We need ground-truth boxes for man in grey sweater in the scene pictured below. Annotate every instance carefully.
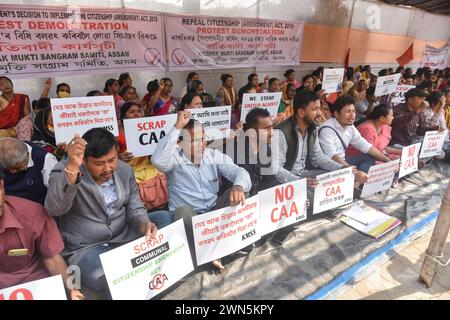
[45,128,156,296]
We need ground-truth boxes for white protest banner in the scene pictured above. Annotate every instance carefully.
[100,219,193,300]
[391,85,415,104]
[360,160,400,198]
[374,73,402,97]
[165,14,304,70]
[421,44,450,70]
[322,68,345,93]
[192,195,260,266]
[398,142,421,178]
[0,275,66,300]
[123,114,177,157]
[419,130,448,159]
[51,95,118,144]
[189,106,231,140]
[0,4,165,78]
[240,92,282,122]
[313,167,354,214]
[258,179,308,236]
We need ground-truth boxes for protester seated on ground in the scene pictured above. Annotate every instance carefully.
[86,90,103,97]
[278,83,295,119]
[312,69,322,87]
[417,91,446,136]
[188,80,215,108]
[271,91,346,244]
[118,72,133,91]
[354,85,378,122]
[238,73,259,104]
[318,95,392,173]
[152,110,251,272]
[415,68,425,85]
[150,78,178,116]
[274,91,343,189]
[178,72,199,103]
[390,88,428,146]
[281,69,301,89]
[404,75,415,85]
[141,79,160,116]
[31,107,68,160]
[360,65,372,85]
[0,76,31,138]
[180,91,203,110]
[103,78,122,118]
[40,79,71,99]
[0,137,58,205]
[216,74,237,107]
[417,80,433,94]
[117,85,139,109]
[346,104,402,162]
[44,128,157,297]
[0,171,84,299]
[268,77,281,93]
[116,102,170,228]
[314,85,332,122]
[348,79,367,108]
[396,66,405,76]
[232,83,257,130]
[296,74,314,93]
[343,68,355,94]
[16,97,51,141]
[223,108,277,197]
[256,76,270,93]
[378,69,388,77]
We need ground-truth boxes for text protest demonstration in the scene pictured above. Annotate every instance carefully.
[123,114,177,157]
[241,92,282,122]
[322,68,345,93]
[0,5,165,77]
[258,179,308,236]
[165,14,304,69]
[399,142,421,178]
[192,195,260,266]
[51,95,118,144]
[360,160,400,198]
[419,130,448,159]
[100,219,193,300]
[189,106,232,140]
[391,85,415,104]
[421,43,450,70]
[0,275,67,300]
[313,167,354,214]
[374,73,402,97]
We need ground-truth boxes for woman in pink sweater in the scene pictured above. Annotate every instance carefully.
[347,104,402,160]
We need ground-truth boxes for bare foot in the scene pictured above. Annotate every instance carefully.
[212,259,225,273]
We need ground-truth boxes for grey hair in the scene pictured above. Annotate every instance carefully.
[0,137,29,169]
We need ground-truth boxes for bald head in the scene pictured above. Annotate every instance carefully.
[0,137,29,171]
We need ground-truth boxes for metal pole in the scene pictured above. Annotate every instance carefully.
[419,180,450,287]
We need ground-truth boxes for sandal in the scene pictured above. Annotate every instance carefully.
[211,259,225,273]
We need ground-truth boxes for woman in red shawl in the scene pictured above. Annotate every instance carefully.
[0,76,31,137]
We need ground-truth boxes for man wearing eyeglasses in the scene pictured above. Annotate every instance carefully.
[152,110,252,270]
[0,137,58,205]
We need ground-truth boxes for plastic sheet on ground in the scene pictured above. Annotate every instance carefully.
[161,160,450,300]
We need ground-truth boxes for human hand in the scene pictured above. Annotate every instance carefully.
[66,134,87,171]
[175,110,191,129]
[119,151,134,162]
[229,185,246,206]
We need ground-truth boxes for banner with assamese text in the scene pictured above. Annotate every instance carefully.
[165,14,304,70]
[0,4,165,77]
